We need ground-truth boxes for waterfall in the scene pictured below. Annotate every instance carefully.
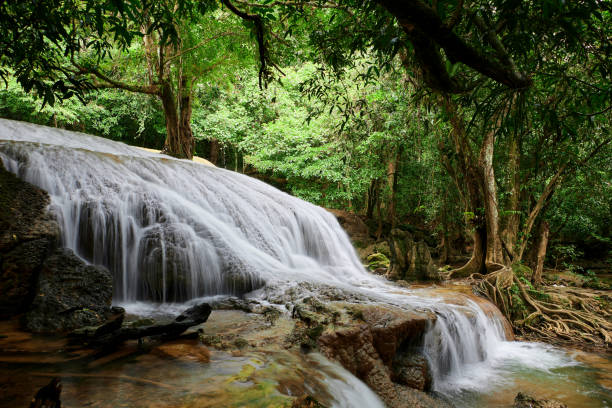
[0,118,573,397]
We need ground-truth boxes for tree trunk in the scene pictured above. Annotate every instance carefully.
[502,131,521,262]
[160,82,194,160]
[479,124,504,270]
[449,224,486,278]
[366,179,379,219]
[532,221,549,286]
[387,149,400,227]
[178,77,195,159]
[209,139,220,165]
[441,97,489,277]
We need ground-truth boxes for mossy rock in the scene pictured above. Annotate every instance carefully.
[512,263,533,279]
[367,252,390,270]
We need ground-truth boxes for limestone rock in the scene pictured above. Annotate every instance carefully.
[24,248,113,333]
[317,304,446,407]
[392,352,432,391]
[326,208,370,245]
[0,162,60,318]
[388,229,440,282]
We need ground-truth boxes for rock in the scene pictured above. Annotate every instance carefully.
[317,304,443,407]
[388,229,440,282]
[0,162,60,318]
[69,308,125,338]
[513,392,567,408]
[357,241,392,264]
[326,208,370,246]
[29,377,62,408]
[413,241,441,281]
[176,302,212,323]
[392,352,432,391]
[292,395,326,408]
[373,267,387,275]
[24,248,113,333]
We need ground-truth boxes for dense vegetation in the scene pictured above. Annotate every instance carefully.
[1,0,610,345]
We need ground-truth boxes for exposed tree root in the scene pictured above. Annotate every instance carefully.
[470,267,611,348]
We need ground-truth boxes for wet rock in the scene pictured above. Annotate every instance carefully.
[70,308,125,338]
[0,162,60,318]
[29,377,62,408]
[392,352,431,391]
[24,248,113,333]
[317,304,443,407]
[514,392,567,408]
[373,267,387,275]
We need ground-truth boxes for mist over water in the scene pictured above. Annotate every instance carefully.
[0,118,585,399]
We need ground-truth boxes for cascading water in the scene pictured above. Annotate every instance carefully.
[0,118,578,400]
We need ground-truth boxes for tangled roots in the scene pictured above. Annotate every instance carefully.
[470,267,611,348]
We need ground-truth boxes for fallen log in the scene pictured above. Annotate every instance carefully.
[70,303,211,349]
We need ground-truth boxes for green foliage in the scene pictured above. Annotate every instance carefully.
[0,0,610,269]
[0,77,165,147]
[509,283,527,320]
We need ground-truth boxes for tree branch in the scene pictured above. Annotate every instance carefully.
[374,0,532,92]
[73,60,160,95]
[221,0,271,88]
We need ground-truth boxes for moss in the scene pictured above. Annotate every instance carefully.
[366,252,390,270]
[200,334,222,347]
[346,307,365,321]
[263,307,282,325]
[512,263,532,279]
[509,283,528,320]
[234,337,249,349]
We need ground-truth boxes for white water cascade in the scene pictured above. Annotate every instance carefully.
[0,119,576,400]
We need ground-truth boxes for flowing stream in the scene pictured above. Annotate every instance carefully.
[1,118,610,406]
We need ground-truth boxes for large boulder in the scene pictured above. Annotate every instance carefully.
[317,304,445,407]
[326,208,371,247]
[24,248,113,333]
[388,229,440,282]
[0,161,60,318]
